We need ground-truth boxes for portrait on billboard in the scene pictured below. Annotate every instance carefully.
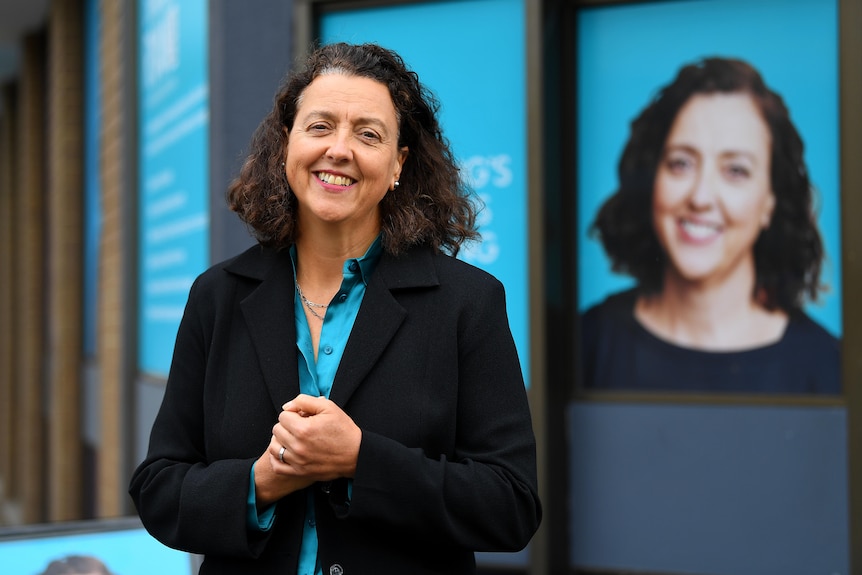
[576,0,841,395]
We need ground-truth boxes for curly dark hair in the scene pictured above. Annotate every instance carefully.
[591,57,825,311]
[227,42,479,256]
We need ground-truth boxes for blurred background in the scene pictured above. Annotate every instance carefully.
[0,1,860,574]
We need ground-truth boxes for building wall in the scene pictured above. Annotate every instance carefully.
[13,30,47,525]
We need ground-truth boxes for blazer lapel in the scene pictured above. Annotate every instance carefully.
[232,248,300,412]
[330,247,439,406]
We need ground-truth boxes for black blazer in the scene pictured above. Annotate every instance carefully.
[129,244,541,575]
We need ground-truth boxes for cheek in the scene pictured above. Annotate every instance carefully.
[284,145,308,179]
[652,175,683,216]
[650,187,674,248]
[652,170,690,210]
[725,188,773,229]
[283,158,297,185]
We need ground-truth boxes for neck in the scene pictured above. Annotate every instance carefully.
[659,263,756,322]
[635,260,786,350]
[294,225,378,285]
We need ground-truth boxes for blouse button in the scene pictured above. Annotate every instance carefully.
[329,565,344,575]
[348,261,359,272]
[338,293,348,302]
[323,345,333,355]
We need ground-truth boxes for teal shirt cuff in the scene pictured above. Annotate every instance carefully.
[247,466,276,531]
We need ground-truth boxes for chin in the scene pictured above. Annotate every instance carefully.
[666,262,723,285]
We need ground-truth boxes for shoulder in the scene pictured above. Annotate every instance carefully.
[378,245,504,293]
[582,288,638,329]
[774,311,841,394]
[579,289,639,390]
[185,244,288,311]
[784,311,840,355]
[192,244,283,289]
[434,250,503,286]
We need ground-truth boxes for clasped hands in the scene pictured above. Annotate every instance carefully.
[254,394,362,506]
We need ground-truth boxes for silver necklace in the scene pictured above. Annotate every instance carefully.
[295,282,328,320]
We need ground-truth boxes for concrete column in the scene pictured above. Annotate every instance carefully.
[15,31,47,525]
[46,0,85,522]
[0,84,18,523]
[96,0,135,518]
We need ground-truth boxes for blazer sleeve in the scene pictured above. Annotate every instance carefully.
[127,272,283,559]
[343,270,542,552]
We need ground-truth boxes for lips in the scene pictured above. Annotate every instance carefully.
[316,171,356,187]
[679,217,722,242]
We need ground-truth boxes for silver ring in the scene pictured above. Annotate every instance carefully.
[278,446,286,463]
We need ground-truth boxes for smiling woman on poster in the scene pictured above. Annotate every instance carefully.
[582,57,840,394]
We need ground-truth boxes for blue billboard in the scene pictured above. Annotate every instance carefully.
[569,0,848,572]
[576,0,841,339]
[0,519,192,575]
[138,0,210,376]
[320,0,530,386]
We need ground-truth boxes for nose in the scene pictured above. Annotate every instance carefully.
[325,128,353,161]
[688,164,717,208]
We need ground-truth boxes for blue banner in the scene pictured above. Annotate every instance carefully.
[320,0,529,386]
[0,520,191,575]
[138,0,210,376]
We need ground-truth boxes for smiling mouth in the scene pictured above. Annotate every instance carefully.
[680,218,721,240]
[317,172,356,187]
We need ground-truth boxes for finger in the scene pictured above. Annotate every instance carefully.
[273,415,315,460]
[276,408,312,436]
[283,394,328,416]
[268,435,287,465]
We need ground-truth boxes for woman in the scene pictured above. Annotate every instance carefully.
[582,57,840,394]
[129,43,541,574]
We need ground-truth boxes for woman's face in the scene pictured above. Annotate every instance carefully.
[285,73,407,236]
[652,92,775,288]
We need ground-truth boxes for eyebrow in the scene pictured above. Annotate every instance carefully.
[664,143,759,163]
[299,109,392,134]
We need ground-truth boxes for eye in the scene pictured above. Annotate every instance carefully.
[307,122,330,133]
[723,162,752,181]
[358,129,382,142]
[663,152,695,175]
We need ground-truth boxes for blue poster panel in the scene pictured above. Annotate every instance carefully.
[319,0,530,388]
[138,0,210,376]
[569,1,848,573]
[577,0,841,395]
[0,520,192,575]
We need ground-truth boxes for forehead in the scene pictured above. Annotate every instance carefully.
[295,73,398,122]
[667,92,771,151]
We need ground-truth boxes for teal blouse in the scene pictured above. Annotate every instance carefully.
[247,237,382,575]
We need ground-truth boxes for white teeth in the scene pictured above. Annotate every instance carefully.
[681,219,720,239]
[318,172,355,186]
